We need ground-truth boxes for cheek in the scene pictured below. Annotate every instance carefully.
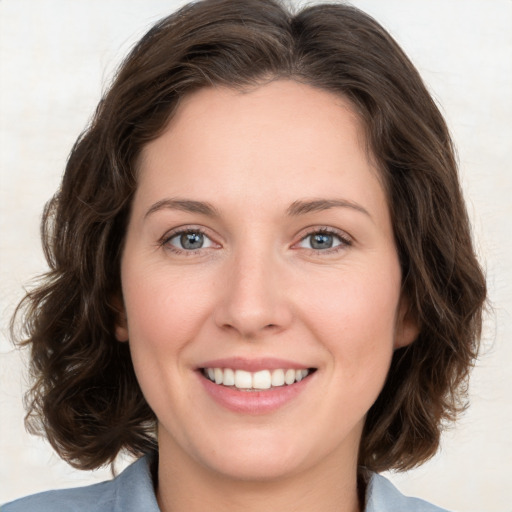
[298,261,401,372]
[122,261,212,346]
[120,264,211,402]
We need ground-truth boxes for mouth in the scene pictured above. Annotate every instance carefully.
[200,367,317,391]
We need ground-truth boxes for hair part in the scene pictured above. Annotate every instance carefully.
[12,0,486,472]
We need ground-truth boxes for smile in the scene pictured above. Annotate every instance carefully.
[202,367,315,390]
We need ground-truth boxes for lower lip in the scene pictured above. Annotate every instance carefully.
[198,372,314,414]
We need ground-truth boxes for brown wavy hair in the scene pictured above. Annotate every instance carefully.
[12,0,486,472]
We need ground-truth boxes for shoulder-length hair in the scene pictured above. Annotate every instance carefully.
[13,0,486,472]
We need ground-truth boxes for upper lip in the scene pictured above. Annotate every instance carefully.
[197,357,314,372]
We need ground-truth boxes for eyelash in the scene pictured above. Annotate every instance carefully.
[160,226,214,256]
[297,227,353,254]
[159,226,352,256]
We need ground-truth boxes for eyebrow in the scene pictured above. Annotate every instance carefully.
[144,197,372,220]
[145,198,219,219]
[286,199,372,219]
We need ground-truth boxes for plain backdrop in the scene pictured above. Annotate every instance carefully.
[1,1,511,510]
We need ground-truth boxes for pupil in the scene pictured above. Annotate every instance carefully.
[181,232,203,250]
[311,233,333,249]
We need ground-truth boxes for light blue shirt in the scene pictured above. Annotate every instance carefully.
[2,453,448,511]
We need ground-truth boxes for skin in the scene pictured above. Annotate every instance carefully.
[116,80,418,512]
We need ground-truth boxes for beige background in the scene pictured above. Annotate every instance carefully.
[1,0,511,510]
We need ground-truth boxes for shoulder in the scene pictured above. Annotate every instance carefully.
[365,473,450,512]
[1,453,160,512]
[1,480,116,512]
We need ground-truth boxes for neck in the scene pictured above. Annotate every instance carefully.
[156,443,362,512]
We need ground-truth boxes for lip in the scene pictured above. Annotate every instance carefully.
[197,357,311,372]
[196,358,316,415]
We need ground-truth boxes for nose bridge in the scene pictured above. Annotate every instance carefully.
[215,236,291,338]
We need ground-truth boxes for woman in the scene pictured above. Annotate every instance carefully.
[3,0,486,510]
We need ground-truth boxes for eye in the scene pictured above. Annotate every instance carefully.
[165,230,215,252]
[297,230,350,251]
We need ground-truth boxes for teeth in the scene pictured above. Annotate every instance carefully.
[203,367,312,389]
[234,370,252,389]
[271,369,285,387]
[223,368,235,386]
[252,370,271,389]
[284,369,296,385]
[296,369,308,382]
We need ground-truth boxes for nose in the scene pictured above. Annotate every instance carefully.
[214,246,293,340]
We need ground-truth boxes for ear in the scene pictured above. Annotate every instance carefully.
[394,296,420,349]
[112,296,129,342]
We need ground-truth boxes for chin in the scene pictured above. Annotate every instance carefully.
[188,426,345,483]
[205,450,307,482]
[169,424,313,482]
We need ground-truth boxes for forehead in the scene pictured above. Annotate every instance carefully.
[140,80,371,165]
[135,80,387,220]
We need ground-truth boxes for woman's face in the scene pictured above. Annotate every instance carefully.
[118,80,417,482]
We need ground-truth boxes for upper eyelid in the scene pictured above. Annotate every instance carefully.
[161,225,214,242]
[160,227,219,255]
[296,226,352,242]
[159,225,352,248]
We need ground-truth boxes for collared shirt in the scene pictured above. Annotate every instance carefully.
[1,453,449,511]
